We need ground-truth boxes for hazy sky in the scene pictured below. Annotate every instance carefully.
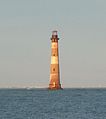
[0,0,106,88]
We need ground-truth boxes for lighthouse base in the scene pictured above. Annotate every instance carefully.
[48,84,62,90]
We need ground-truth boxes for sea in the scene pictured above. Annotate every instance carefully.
[0,88,106,119]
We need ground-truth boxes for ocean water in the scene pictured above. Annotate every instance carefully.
[0,89,106,119]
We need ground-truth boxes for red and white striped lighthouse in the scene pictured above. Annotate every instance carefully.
[49,31,62,90]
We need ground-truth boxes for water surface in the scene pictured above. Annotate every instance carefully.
[0,88,106,119]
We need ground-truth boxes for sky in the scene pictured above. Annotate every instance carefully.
[0,0,106,88]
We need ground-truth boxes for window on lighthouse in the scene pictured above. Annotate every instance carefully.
[53,68,55,71]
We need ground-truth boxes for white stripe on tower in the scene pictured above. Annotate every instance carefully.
[51,56,58,64]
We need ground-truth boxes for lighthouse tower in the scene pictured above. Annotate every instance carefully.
[49,31,62,90]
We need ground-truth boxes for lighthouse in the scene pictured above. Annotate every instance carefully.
[49,31,62,90]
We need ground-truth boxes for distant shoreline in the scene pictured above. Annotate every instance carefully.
[0,87,106,90]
